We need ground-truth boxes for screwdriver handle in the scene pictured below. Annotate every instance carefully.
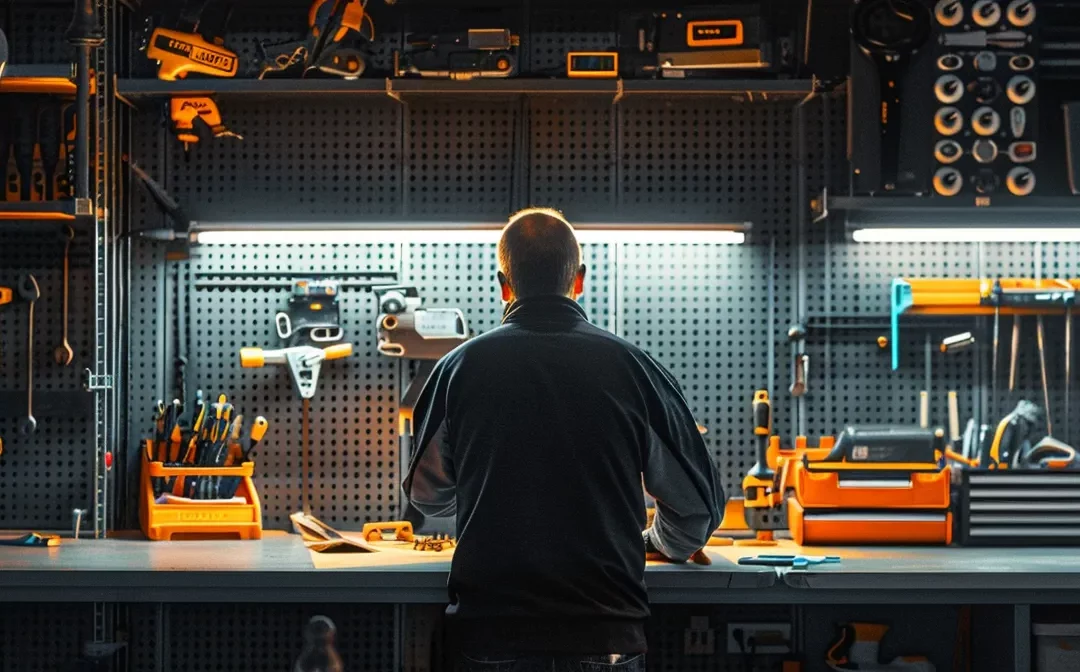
[251,416,269,442]
[751,390,773,479]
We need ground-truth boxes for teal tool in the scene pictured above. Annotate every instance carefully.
[738,554,842,569]
[890,278,914,371]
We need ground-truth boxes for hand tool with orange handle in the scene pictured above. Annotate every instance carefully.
[737,389,781,546]
[240,343,351,513]
[240,343,353,399]
[242,416,269,461]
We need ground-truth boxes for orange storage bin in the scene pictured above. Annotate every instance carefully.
[139,440,263,541]
[788,499,952,545]
[794,461,952,510]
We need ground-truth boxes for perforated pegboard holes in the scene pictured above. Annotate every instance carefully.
[172,244,400,530]
[619,243,769,496]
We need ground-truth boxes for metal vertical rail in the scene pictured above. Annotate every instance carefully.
[792,87,818,437]
[93,0,112,540]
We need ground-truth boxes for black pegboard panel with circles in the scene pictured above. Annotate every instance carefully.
[526,8,617,74]
[527,97,616,220]
[129,603,396,672]
[619,243,771,498]
[404,242,613,336]
[181,243,400,530]
[617,99,796,222]
[5,2,75,65]
[0,228,94,529]
[0,602,93,672]
[151,98,404,221]
[405,100,520,219]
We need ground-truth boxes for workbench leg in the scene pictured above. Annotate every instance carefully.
[1015,604,1031,672]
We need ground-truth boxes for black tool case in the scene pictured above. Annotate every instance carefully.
[959,469,1080,546]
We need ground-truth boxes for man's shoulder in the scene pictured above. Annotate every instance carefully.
[455,320,647,357]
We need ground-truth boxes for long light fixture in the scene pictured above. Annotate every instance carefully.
[192,223,748,245]
[852,227,1080,243]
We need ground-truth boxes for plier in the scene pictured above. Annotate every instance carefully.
[738,554,842,568]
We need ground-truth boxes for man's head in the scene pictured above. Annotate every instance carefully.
[497,207,586,302]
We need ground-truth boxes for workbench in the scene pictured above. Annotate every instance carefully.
[4,535,1080,606]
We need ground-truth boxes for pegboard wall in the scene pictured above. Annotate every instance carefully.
[0,1,94,529]
[126,603,397,672]
[0,602,94,672]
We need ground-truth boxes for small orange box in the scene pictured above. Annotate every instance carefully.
[139,439,263,541]
[687,20,744,47]
[566,52,619,79]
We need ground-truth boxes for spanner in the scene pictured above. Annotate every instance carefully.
[54,225,74,365]
[18,273,40,435]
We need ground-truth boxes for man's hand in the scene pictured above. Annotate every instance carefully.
[643,528,711,566]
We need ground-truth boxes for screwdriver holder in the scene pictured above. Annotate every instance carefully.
[139,440,263,541]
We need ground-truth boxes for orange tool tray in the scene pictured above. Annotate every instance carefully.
[139,439,263,541]
[788,499,953,546]
[794,461,952,510]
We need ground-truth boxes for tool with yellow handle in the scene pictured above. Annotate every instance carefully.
[240,344,351,514]
[738,389,781,547]
[240,343,352,399]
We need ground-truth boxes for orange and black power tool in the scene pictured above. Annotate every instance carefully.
[740,389,784,546]
[257,0,378,79]
[142,1,242,147]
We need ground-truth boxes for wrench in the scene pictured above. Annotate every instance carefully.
[54,225,74,365]
[18,274,40,435]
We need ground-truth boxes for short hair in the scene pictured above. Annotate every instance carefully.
[497,207,582,298]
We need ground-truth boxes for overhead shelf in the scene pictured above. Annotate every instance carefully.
[0,198,91,221]
[0,64,77,95]
[115,77,817,101]
[814,189,1080,226]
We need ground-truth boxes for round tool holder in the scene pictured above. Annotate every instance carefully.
[929,0,1039,199]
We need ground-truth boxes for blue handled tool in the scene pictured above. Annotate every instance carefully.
[890,278,914,371]
[738,554,841,568]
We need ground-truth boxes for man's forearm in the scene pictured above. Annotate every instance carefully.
[647,503,716,562]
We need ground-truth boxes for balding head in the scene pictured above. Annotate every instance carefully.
[497,208,585,301]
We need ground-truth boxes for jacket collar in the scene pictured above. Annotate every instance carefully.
[502,295,589,326]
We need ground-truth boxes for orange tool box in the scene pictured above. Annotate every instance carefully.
[139,439,263,541]
[788,459,952,545]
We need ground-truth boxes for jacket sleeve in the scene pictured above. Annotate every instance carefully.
[402,358,457,518]
[639,353,725,561]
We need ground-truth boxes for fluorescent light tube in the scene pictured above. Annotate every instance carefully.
[194,227,746,245]
[852,228,1080,243]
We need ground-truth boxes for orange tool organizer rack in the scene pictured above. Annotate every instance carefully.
[139,439,263,541]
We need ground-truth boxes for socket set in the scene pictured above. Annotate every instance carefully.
[931,0,1038,199]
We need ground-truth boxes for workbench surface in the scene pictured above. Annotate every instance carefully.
[0,533,771,603]
[4,535,1080,604]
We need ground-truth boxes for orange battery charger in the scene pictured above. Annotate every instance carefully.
[788,459,952,545]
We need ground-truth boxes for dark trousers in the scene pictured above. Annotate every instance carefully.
[456,653,645,672]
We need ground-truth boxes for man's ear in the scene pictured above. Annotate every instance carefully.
[573,264,586,298]
[497,271,513,302]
